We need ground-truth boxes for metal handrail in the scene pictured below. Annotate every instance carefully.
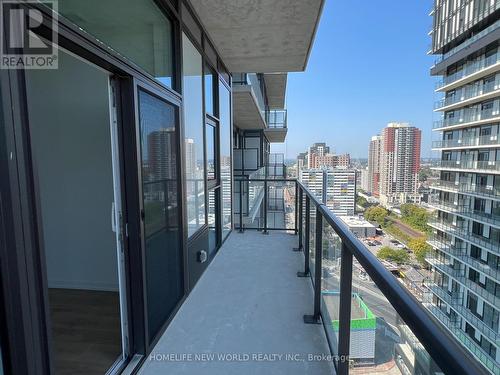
[295,179,490,375]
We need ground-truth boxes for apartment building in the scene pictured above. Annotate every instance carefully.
[0,1,325,374]
[299,168,356,216]
[427,1,500,374]
[379,123,422,208]
[368,135,382,196]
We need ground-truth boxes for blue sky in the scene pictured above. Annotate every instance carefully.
[275,0,438,159]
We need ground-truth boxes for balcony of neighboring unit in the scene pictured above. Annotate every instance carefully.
[432,134,500,150]
[233,73,267,130]
[428,219,500,255]
[138,179,490,375]
[434,75,500,112]
[431,159,500,174]
[427,237,500,281]
[432,107,500,131]
[435,50,500,92]
[431,180,500,201]
[427,198,500,228]
[264,109,288,143]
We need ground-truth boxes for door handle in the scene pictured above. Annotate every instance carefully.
[111,202,116,232]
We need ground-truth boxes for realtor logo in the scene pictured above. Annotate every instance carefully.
[0,1,58,69]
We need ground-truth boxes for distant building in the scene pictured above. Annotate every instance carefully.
[307,142,330,168]
[360,167,370,192]
[299,168,356,216]
[367,135,382,196]
[339,216,377,238]
[297,152,308,171]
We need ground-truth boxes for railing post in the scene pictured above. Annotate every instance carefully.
[304,207,322,324]
[297,196,310,277]
[294,181,298,235]
[239,179,244,233]
[293,186,303,252]
[263,179,269,234]
[337,242,353,375]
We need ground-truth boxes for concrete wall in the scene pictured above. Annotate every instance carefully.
[26,50,119,291]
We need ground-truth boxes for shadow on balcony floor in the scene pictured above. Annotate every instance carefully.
[138,231,334,375]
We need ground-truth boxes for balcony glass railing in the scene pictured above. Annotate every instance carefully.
[434,20,500,65]
[428,219,500,254]
[266,109,287,129]
[233,178,490,374]
[436,50,500,89]
[432,134,499,148]
[434,76,500,110]
[428,198,500,227]
[433,159,500,172]
[433,107,500,129]
[431,180,500,199]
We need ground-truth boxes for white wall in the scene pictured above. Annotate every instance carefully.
[25,50,119,291]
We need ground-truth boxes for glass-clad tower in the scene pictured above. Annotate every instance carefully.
[427,1,500,373]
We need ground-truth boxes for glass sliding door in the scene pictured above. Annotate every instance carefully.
[137,89,183,344]
[25,48,127,374]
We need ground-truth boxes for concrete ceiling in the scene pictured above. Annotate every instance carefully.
[233,86,266,130]
[189,0,325,73]
[264,128,288,143]
[264,73,287,109]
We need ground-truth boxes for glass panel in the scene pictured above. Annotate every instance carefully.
[206,123,216,180]
[204,65,215,116]
[219,81,232,239]
[320,221,342,361]
[182,33,206,236]
[309,200,317,279]
[58,0,174,88]
[208,188,217,254]
[25,49,123,372]
[138,90,183,343]
[266,181,296,230]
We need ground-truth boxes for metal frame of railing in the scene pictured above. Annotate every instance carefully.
[292,180,490,375]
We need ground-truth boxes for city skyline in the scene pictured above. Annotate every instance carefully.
[273,0,436,160]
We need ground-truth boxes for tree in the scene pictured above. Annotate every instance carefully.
[408,237,431,266]
[400,204,430,233]
[377,246,409,264]
[364,206,388,226]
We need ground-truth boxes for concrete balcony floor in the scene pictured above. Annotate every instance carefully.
[138,231,334,375]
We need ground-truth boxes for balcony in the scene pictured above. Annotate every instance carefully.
[138,180,489,375]
[264,109,288,143]
[434,76,500,111]
[432,108,500,131]
[432,134,500,150]
[431,159,500,174]
[435,51,500,92]
[428,198,500,228]
[428,219,500,254]
[431,180,500,201]
[233,73,267,130]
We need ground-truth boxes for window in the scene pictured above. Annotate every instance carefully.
[204,65,216,116]
[182,33,206,236]
[205,123,217,181]
[58,0,174,88]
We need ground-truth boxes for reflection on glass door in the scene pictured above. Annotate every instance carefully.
[137,89,183,343]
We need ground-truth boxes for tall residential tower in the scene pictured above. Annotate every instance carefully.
[427,1,500,373]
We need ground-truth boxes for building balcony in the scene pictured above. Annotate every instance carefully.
[426,302,500,375]
[428,219,500,255]
[432,108,500,131]
[233,73,267,130]
[435,51,500,92]
[434,77,500,112]
[432,134,500,150]
[427,237,500,281]
[431,160,500,174]
[137,180,494,375]
[431,180,500,201]
[264,109,288,143]
[428,199,500,228]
